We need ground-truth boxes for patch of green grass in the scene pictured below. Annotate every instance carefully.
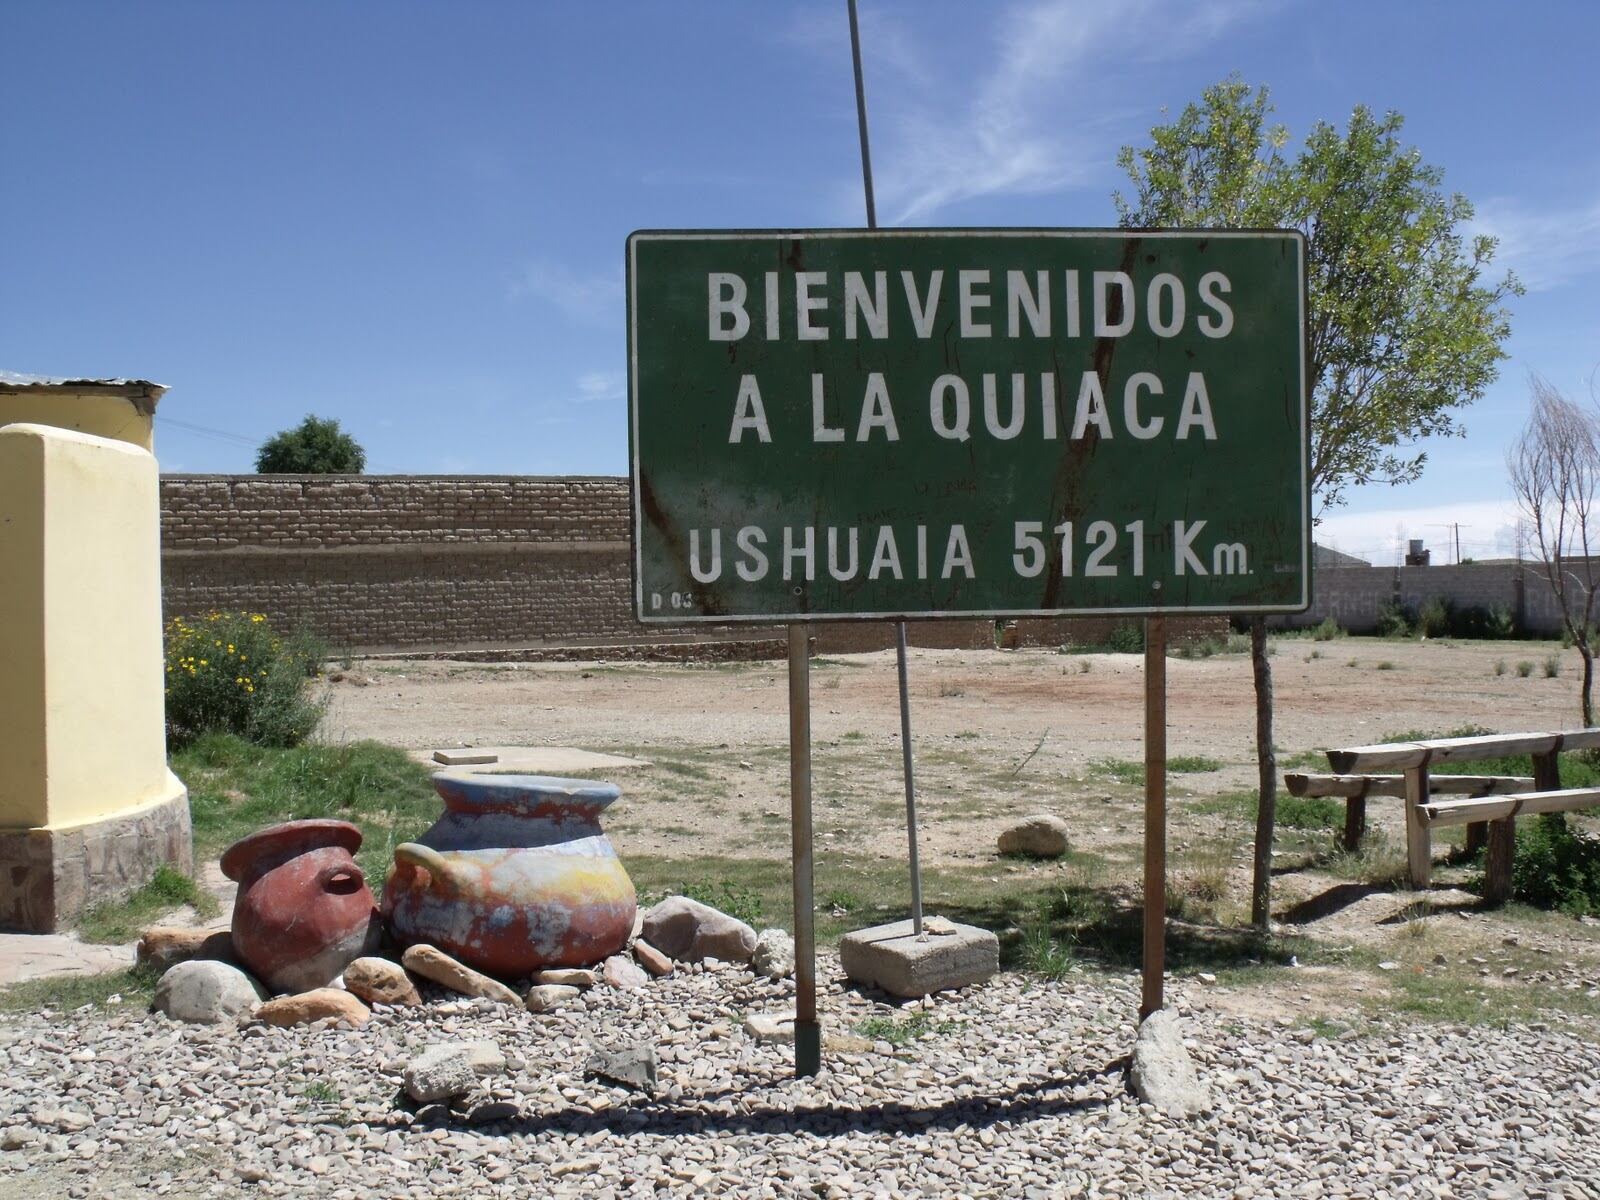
[840,730,867,742]
[954,730,980,740]
[1544,655,1561,678]
[0,967,157,1014]
[853,1011,958,1045]
[1170,632,1250,659]
[171,733,440,891]
[1322,830,1411,887]
[75,865,220,944]
[628,852,1109,947]
[1169,755,1222,774]
[823,889,863,914]
[1280,749,1327,770]
[1375,660,1396,671]
[1190,790,1342,831]
[303,1080,342,1104]
[1092,758,1145,785]
[1517,661,1535,678]
[1018,923,1074,979]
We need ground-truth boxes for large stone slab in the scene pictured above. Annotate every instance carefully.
[839,917,998,998]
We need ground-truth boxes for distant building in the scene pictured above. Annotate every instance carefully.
[1313,544,1372,569]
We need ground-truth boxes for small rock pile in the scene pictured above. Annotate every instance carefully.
[142,894,780,1043]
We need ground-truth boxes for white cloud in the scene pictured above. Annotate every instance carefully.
[1469,193,1600,292]
[853,0,1271,224]
[573,370,625,404]
[508,259,622,319]
[1316,498,1528,566]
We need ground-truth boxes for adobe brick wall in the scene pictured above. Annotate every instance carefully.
[1272,561,1589,637]
[159,475,1224,655]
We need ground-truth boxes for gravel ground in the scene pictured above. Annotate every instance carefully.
[3,958,1597,1199]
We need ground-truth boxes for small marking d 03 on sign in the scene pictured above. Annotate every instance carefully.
[628,228,1309,623]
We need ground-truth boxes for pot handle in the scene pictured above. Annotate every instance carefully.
[316,861,367,897]
[392,843,459,898]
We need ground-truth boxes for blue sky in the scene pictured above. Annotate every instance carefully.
[3,0,1596,565]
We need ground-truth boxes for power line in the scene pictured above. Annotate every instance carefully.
[156,415,261,448]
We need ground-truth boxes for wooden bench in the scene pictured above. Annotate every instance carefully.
[1304,730,1600,904]
[1284,772,1533,853]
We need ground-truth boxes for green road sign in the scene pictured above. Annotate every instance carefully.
[628,228,1308,623]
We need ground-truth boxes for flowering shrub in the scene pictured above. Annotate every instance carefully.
[164,612,325,748]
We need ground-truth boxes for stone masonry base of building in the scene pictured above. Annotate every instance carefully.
[0,789,193,933]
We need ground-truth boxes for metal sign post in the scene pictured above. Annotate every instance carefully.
[1141,616,1168,1019]
[787,624,821,1074]
[848,0,924,938]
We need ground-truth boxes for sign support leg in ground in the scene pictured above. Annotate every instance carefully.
[1142,616,1168,1020]
[847,0,923,934]
[895,623,925,933]
[788,623,821,1076]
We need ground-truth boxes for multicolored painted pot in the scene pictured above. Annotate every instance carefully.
[381,772,636,979]
[220,819,381,995]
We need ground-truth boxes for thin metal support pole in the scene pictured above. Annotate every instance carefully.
[848,0,925,937]
[847,0,877,229]
[895,624,924,934]
[1141,616,1168,1020]
[788,624,821,1076]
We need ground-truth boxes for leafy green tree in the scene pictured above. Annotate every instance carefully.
[1115,77,1519,925]
[254,415,366,474]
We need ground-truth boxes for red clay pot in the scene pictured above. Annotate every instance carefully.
[221,819,380,995]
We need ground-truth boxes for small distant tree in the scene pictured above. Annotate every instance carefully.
[255,415,366,474]
[1115,76,1519,927]
[1509,375,1600,726]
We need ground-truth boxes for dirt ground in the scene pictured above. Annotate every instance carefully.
[319,634,1600,1025]
[321,635,1585,868]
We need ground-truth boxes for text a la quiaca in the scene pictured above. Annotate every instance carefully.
[711,265,1236,448]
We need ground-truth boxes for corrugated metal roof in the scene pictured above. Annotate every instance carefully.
[1,370,168,393]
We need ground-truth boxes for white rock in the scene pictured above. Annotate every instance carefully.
[752,929,796,979]
[1128,1009,1212,1118]
[152,960,267,1025]
[403,1045,477,1103]
[996,814,1071,858]
[525,984,581,1013]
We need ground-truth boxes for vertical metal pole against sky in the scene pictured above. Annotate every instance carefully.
[1141,616,1169,1020]
[788,624,821,1077]
[849,0,925,936]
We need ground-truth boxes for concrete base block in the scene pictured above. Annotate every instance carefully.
[839,917,999,998]
[0,787,192,933]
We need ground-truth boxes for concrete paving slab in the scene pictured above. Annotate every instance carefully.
[839,916,999,998]
[0,933,133,987]
[407,746,651,774]
[431,748,500,766]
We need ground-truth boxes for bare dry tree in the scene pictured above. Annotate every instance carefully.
[1508,374,1600,726]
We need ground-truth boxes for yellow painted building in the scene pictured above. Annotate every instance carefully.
[0,377,191,931]
[0,372,164,451]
